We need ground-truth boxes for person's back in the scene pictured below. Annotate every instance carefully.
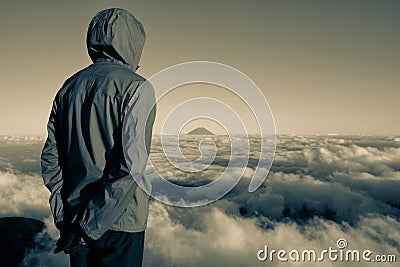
[41,8,155,267]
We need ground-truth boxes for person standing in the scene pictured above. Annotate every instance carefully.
[41,8,156,267]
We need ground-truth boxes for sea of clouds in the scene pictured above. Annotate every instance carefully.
[0,134,399,266]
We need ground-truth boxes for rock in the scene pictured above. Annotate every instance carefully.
[0,217,45,267]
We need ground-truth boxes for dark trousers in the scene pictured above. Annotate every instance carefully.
[69,230,145,267]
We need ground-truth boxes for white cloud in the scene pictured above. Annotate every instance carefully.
[0,171,50,220]
[0,135,399,266]
[143,202,400,267]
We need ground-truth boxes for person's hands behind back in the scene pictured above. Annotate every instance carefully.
[54,223,94,254]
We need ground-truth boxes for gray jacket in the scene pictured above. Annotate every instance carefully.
[41,8,156,240]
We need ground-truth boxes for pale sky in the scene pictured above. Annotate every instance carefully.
[0,0,399,135]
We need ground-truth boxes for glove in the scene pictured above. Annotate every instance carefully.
[54,223,86,254]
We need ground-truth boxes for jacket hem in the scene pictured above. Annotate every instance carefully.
[80,223,147,240]
[109,224,147,233]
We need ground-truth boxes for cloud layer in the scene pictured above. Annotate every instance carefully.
[0,135,399,266]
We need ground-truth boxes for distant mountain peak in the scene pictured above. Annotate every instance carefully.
[186,127,214,135]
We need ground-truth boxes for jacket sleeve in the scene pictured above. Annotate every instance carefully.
[78,82,156,240]
[41,96,64,226]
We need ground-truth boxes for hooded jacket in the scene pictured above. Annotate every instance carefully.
[41,8,155,240]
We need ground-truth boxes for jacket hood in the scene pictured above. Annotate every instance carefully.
[87,8,146,71]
